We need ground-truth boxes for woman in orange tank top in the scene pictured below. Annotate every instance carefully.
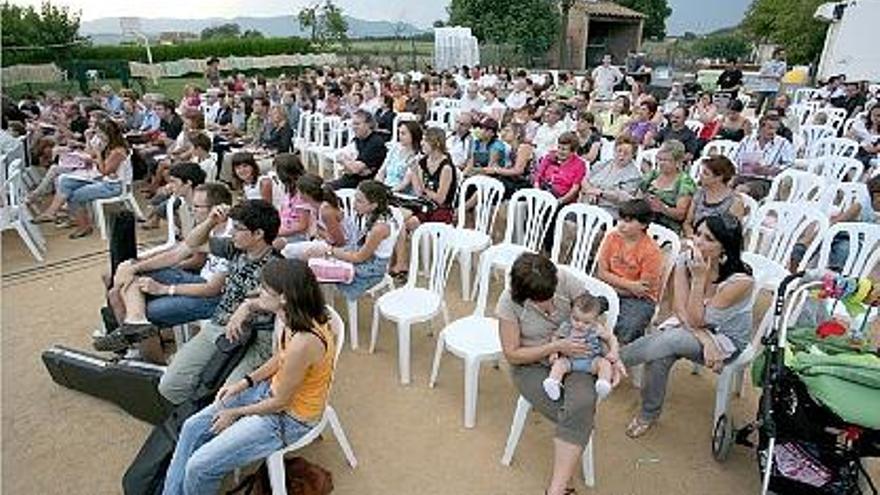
[163,258,335,495]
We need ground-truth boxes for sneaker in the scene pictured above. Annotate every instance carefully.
[542,377,562,401]
[595,379,612,399]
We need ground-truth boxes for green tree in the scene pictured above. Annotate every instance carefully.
[691,34,752,61]
[296,1,349,48]
[241,29,264,39]
[1,1,84,48]
[447,0,560,60]
[615,0,672,39]
[200,23,241,40]
[743,0,827,64]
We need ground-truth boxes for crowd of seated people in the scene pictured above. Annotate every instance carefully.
[6,57,880,495]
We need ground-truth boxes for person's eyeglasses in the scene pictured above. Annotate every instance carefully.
[232,223,251,232]
[192,204,212,210]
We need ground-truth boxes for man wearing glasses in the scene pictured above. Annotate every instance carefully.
[99,183,234,363]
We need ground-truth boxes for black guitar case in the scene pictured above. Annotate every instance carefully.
[122,330,256,495]
[41,346,173,425]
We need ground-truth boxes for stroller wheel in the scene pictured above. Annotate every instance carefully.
[712,414,734,462]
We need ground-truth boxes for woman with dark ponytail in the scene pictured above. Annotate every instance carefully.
[620,212,754,438]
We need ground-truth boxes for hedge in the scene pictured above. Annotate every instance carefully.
[2,36,313,67]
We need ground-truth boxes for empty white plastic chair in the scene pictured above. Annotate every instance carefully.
[806,155,864,184]
[549,203,614,275]
[429,243,505,427]
[792,88,820,105]
[819,107,848,135]
[807,137,859,159]
[93,153,145,240]
[700,139,739,161]
[795,125,834,158]
[765,169,826,204]
[263,306,357,494]
[635,147,660,174]
[809,222,880,276]
[746,201,829,267]
[370,223,458,384]
[449,176,505,300]
[1,161,46,262]
[501,266,620,488]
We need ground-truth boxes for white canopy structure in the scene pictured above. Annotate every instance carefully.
[433,26,480,71]
[815,0,880,82]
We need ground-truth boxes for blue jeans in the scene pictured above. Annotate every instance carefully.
[58,176,122,213]
[162,381,313,495]
[145,268,220,327]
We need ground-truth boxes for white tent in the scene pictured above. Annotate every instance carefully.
[433,27,480,71]
[815,0,880,82]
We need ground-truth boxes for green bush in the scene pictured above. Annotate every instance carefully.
[2,36,312,66]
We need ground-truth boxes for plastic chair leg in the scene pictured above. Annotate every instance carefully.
[326,406,358,468]
[346,298,359,351]
[368,305,381,354]
[15,222,44,262]
[459,250,473,301]
[501,396,531,465]
[267,451,288,495]
[734,368,746,398]
[94,202,108,240]
[397,321,412,385]
[428,331,445,388]
[127,195,145,220]
[583,433,595,487]
[463,357,481,428]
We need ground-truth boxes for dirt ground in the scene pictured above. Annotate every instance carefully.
[2,222,877,495]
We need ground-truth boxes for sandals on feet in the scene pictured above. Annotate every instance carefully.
[625,416,654,438]
[69,227,94,239]
[390,270,409,286]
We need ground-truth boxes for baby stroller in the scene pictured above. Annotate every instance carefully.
[744,271,880,495]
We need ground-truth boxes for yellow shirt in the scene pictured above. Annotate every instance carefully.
[271,321,336,423]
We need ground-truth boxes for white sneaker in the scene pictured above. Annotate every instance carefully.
[595,379,612,399]
[542,377,562,401]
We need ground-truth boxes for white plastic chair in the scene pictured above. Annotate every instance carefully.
[746,201,829,267]
[792,88,820,105]
[93,161,146,240]
[700,139,739,161]
[808,222,880,276]
[292,110,314,155]
[200,151,219,182]
[449,176,505,300]
[500,266,620,488]
[1,161,46,262]
[684,119,704,136]
[475,189,558,298]
[806,155,864,184]
[635,147,659,174]
[549,203,614,275]
[807,137,859,159]
[820,107,848,135]
[739,192,760,229]
[369,223,458,384]
[764,169,826,204]
[795,125,834,158]
[306,115,342,175]
[263,306,357,494]
[429,243,504,427]
[137,195,181,259]
[318,119,352,179]
[815,182,870,221]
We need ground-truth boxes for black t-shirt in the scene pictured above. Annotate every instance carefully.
[69,116,89,136]
[657,126,701,157]
[375,109,395,140]
[577,129,602,163]
[160,113,184,140]
[419,156,457,207]
[354,131,388,176]
[717,69,743,91]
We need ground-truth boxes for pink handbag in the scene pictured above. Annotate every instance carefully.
[308,257,355,284]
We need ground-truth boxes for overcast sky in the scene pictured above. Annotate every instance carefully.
[10,0,749,34]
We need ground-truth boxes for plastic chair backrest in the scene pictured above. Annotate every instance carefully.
[748,201,829,266]
[815,182,869,218]
[806,155,864,184]
[406,223,458,295]
[793,88,819,105]
[503,188,558,251]
[558,266,620,329]
[635,148,659,174]
[295,110,312,141]
[766,169,826,204]
[3,160,24,209]
[550,203,614,275]
[456,175,504,234]
[335,188,357,222]
[700,139,739,160]
[808,137,859,159]
[797,125,834,156]
[307,113,324,146]
[813,222,880,276]
[739,192,759,229]
[647,223,681,295]
[684,120,704,136]
[822,107,848,134]
[326,305,346,365]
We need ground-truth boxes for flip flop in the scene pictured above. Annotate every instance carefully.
[625,416,654,438]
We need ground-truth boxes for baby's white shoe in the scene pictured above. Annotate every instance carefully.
[542,377,562,401]
[595,379,612,399]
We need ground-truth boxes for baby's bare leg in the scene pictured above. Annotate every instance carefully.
[548,357,571,382]
[593,357,613,384]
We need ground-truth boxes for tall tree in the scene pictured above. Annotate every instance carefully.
[296,1,349,48]
[615,0,672,39]
[200,23,241,40]
[1,1,83,48]
[447,0,560,60]
[743,0,827,64]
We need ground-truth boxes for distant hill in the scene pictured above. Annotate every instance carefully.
[80,15,426,45]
